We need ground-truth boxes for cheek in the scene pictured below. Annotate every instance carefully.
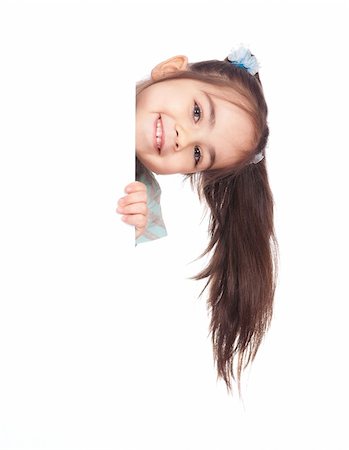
[137,88,157,112]
[139,84,168,108]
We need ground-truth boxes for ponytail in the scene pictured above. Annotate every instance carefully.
[136,55,277,393]
[193,159,278,393]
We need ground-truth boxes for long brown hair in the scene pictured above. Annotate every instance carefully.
[136,57,278,394]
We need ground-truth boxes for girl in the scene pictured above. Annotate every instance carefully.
[117,47,278,393]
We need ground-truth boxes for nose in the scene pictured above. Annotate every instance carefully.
[175,129,180,151]
[175,124,201,152]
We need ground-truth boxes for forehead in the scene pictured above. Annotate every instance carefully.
[211,106,255,168]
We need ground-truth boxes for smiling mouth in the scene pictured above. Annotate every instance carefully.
[154,115,164,153]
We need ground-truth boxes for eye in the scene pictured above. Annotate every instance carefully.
[194,145,201,166]
[193,102,201,122]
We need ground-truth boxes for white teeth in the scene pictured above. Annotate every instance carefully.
[156,119,162,148]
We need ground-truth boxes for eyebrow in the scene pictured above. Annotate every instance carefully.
[200,90,216,169]
[206,145,216,170]
[201,90,216,128]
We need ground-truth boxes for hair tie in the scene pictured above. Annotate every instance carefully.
[227,46,260,76]
[251,152,264,164]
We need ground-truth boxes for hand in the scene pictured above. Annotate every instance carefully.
[116,182,148,239]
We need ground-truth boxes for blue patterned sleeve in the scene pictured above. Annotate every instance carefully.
[135,160,167,246]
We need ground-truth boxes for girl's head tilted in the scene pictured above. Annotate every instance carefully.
[136,52,268,176]
[135,49,277,394]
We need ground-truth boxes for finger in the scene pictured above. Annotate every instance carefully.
[121,213,147,230]
[118,191,147,207]
[117,202,147,216]
[124,181,147,194]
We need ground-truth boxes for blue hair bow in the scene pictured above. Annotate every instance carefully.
[227,46,260,76]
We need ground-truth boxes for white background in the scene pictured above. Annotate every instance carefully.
[0,1,348,449]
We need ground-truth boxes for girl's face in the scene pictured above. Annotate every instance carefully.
[136,78,255,175]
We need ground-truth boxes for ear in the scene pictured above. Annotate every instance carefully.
[151,55,188,80]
